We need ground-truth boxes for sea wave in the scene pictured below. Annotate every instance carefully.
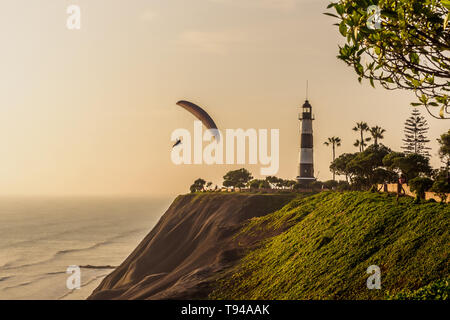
[0,227,144,271]
[2,281,33,291]
[0,276,13,282]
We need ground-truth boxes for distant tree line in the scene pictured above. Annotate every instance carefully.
[325,110,449,202]
[189,168,310,194]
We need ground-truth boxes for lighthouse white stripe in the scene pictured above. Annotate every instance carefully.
[300,148,313,164]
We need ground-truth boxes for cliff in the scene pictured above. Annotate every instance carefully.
[89,191,449,300]
[88,192,295,300]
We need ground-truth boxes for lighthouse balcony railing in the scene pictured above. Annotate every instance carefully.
[299,113,315,120]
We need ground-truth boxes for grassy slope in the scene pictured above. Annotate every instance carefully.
[210,191,449,300]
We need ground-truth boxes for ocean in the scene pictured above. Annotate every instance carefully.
[0,196,172,300]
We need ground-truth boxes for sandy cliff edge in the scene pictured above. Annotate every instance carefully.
[88,193,295,300]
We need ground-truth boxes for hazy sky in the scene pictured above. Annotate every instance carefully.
[0,0,448,197]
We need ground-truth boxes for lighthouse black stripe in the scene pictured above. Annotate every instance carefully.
[300,164,314,178]
[301,134,313,148]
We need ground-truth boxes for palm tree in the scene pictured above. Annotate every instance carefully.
[353,122,371,152]
[370,126,386,146]
[324,136,342,180]
[353,139,363,152]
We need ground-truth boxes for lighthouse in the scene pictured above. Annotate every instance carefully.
[297,99,316,183]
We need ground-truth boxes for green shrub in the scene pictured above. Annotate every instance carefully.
[409,177,434,202]
[431,171,450,203]
[388,278,449,300]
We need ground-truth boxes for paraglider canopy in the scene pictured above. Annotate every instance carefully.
[176,100,220,141]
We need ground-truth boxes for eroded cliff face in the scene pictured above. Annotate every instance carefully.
[89,193,295,300]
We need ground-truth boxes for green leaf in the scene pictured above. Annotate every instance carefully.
[374,46,381,56]
[323,12,339,18]
[409,52,420,64]
[411,79,420,88]
[339,21,347,36]
[420,94,428,104]
[436,95,449,104]
[335,4,344,15]
[354,63,364,76]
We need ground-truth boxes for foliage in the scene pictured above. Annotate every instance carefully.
[323,180,339,189]
[327,0,450,119]
[346,144,393,188]
[388,278,449,300]
[330,153,358,182]
[331,146,434,190]
[324,137,342,180]
[293,181,313,190]
[284,180,298,189]
[431,170,450,202]
[370,126,386,146]
[210,192,450,299]
[336,180,352,191]
[190,178,206,193]
[353,122,371,152]
[438,129,450,168]
[248,179,262,189]
[265,176,283,189]
[248,179,271,190]
[383,152,433,181]
[265,176,297,189]
[223,168,253,188]
[409,177,434,201]
[402,108,431,157]
[324,137,342,150]
[310,181,324,190]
